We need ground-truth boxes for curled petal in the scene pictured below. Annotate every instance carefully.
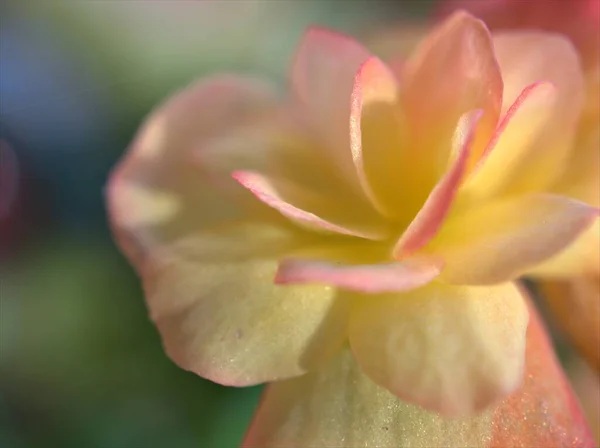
[232,170,388,239]
[431,194,599,284]
[146,257,349,386]
[275,257,442,294]
[349,281,528,416]
[393,110,482,258]
[350,56,404,217]
[402,11,503,171]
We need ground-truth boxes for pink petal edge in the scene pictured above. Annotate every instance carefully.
[232,170,382,239]
[473,80,555,173]
[393,110,483,258]
[275,258,443,294]
[350,56,400,217]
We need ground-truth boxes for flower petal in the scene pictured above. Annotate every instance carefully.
[242,348,496,448]
[350,56,405,218]
[527,220,600,278]
[349,281,528,416]
[232,170,389,239]
[539,277,600,372]
[243,293,594,447]
[146,257,349,386]
[490,294,596,447]
[476,32,585,196]
[393,110,482,257]
[430,194,599,284]
[494,32,585,113]
[275,257,442,294]
[402,11,503,171]
[107,75,283,267]
[291,26,372,192]
[462,81,559,198]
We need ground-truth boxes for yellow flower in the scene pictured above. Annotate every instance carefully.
[107,11,597,445]
[440,0,600,374]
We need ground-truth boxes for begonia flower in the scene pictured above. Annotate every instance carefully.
[107,11,597,446]
[439,0,600,373]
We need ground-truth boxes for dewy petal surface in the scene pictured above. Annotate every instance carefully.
[349,282,528,416]
[244,295,594,447]
[243,347,496,448]
[430,194,599,284]
[145,256,349,386]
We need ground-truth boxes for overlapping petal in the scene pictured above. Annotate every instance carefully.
[350,55,406,218]
[393,110,482,257]
[472,32,585,197]
[349,282,528,416]
[232,170,388,239]
[429,194,599,284]
[243,297,594,447]
[107,75,284,267]
[146,256,349,386]
[243,348,495,448]
[402,11,503,172]
[291,27,372,193]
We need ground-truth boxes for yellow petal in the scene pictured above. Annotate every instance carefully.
[242,348,495,447]
[462,81,559,198]
[145,257,349,386]
[349,282,528,416]
[393,110,482,257]
[539,276,600,373]
[476,32,585,196]
[350,55,410,218]
[430,194,598,284]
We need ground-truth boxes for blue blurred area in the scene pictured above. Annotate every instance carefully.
[0,1,413,446]
[1,14,117,232]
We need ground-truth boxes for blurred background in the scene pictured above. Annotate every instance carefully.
[0,1,597,447]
